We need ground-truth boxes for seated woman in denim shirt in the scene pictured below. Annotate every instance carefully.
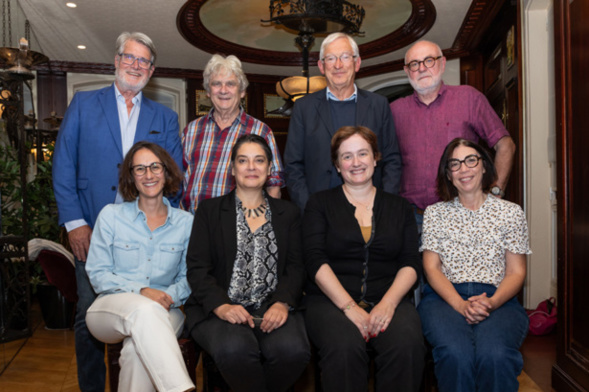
[417,138,531,392]
[85,141,194,392]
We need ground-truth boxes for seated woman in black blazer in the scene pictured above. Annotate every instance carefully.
[184,134,310,392]
[303,126,425,392]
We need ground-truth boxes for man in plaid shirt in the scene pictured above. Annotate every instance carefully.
[182,54,285,213]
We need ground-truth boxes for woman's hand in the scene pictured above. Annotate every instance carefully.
[140,287,174,310]
[260,302,289,333]
[343,304,372,341]
[368,301,397,338]
[213,304,255,328]
[456,293,491,324]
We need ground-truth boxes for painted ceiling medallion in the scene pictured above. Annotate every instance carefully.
[177,0,436,66]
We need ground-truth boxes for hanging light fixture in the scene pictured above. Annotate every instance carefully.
[0,0,48,75]
[263,0,365,104]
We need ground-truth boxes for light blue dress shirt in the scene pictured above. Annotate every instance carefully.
[86,197,193,307]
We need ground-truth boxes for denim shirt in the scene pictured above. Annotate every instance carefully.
[86,197,193,307]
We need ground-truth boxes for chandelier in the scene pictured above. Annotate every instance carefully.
[0,0,48,75]
[263,0,365,104]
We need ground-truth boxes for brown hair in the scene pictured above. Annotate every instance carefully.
[436,138,497,201]
[119,141,183,201]
[331,125,381,167]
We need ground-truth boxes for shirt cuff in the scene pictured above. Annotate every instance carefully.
[65,219,89,232]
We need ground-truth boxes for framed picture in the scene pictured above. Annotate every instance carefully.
[264,94,290,119]
[506,25,515,68]
[195,90,248,116]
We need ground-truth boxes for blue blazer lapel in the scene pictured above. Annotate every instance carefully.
[99,85,123,157]
[135,96,155,142]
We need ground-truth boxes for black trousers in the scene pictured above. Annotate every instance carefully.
[305,296,426,392]
[192,311,310,392]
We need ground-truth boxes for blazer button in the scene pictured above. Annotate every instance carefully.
[117,163,121,168]
[111,186,116,191]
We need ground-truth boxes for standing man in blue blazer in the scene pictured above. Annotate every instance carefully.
[284,32,402,211]
[53,31,182,392]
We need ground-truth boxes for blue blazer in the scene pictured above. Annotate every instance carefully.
[53,84,182,229]
[284,87,402,211]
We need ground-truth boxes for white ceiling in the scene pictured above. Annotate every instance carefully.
[12,0,473,77]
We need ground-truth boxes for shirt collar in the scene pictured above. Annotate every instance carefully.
[114,83,142,106]
[412,82,446,106]
[326,85,358,102]
[131,196,173,224]
[205,107,245,126]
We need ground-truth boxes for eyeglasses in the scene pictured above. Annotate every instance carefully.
[405,56,442,72]
[321,53,357,65]
[118,53,153,70]
[447,154,481,172]
[131,162,165,176]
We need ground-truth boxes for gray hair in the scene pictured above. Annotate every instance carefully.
[319,32,360,60]
[116,32,157,64]
[203,54,249,94]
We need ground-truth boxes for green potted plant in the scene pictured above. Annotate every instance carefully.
[1,141,71,329]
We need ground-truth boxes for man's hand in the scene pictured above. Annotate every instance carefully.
[68,225,93,261]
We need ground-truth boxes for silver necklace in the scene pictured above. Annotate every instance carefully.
[343,185,375,211]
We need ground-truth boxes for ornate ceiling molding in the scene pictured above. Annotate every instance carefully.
[357,0,507,79]
[177,0,436,67]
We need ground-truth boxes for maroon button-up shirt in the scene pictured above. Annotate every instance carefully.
[390,83,509,210]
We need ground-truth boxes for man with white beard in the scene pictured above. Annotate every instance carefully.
[53,31,181,391]
[390,40,515,231]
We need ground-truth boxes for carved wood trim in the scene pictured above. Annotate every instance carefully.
[177,0,435,66]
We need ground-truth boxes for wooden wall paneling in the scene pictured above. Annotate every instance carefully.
[35,71,68,130]
[553,0,589,390]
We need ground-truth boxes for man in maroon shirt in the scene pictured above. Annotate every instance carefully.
[390,40,515,229]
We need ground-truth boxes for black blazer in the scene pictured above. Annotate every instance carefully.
[184,191,305,332]
[284,87,402,211]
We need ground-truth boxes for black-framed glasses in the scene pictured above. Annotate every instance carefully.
[447,154,481,172]
[118,53,153,70]
[131,162,165,176]
[405,56,442,72]
[321,53,357,65]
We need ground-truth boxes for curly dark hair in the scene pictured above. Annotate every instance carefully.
[436,138,497,201]
[119,141,183,201]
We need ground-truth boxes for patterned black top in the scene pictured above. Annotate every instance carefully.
[227,196,278,309]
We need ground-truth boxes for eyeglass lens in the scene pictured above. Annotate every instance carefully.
[323,53,356,65]
[447,155,481,171]
[132,162,164,175]
[406,56,440,72]
[120,53,152,69]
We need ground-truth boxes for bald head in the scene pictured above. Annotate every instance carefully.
[403,40,446,99]
[404,40,443,64]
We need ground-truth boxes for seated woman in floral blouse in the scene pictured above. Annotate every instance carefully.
[417,138,531,392]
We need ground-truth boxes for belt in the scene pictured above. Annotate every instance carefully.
[414,207,425,215]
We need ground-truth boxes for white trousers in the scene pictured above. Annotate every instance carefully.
[86,293,195,392]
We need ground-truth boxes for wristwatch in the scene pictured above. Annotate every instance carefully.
[490,186,505,197]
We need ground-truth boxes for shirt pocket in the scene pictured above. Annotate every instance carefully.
[158,243,185,271]
[113,240,142,272]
